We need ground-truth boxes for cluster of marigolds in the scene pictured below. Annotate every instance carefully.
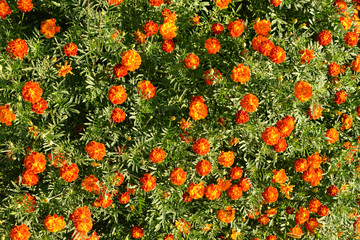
[3,0,360,239]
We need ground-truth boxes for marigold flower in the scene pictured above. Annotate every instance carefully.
[308,198,321,213]
[262,186,278,203]
[325,128,339,144]
[196,160,212,176]
[108,85,127,105]
[211,23,224,35]
[63,43,78,57]
[6,39,28,60]
[175,219,191,234]
[0,104,16,126]
[253,19,271,36]
[22,81,43,103]
[238,178,251,192]
[295,207,309,225]
[317,30,332,46]
[270,0,281,7]
[327,185,338,196]
[300,49,315,64]
[353,55,360,72]
[288,224,303,238]
[240,93,259,112]
[307,105,322,120]
[334,89,347,105]
[110,108,125,123]
[230,166,243,180]
[40,18,60,38]
[21,169,39,187]
[160,22,177,40]
[112,64,128,78]
[280,182,294,199]
[227,20,244,37]
[227,184,243,200]
[205,183,222,200]
[341,114,352,130]
[269,46,286,64]
[218,151,235,167]
[0,0,11,19]
[193,138,210,155]
[217,206,235,223]
[108,0,123,5]
[24,151,46,174]
[189,100,208,121]
[215,0,231,9]
[334,0,347,13]
[184,53,199,70]
[302,168,323,186]
[182,191,192,202]
[266,235,277,240]
[252,35,267,52]
[187,182,205,199]
[234,110,249,124]
[148,0,163,7]
[258,214,269,225]
[82,175,100,193]
[317,205,329,216]
[191,14,200,25]
[162,40,175,53]
[10,224,30,240]
[294,81,312,102]
[204,68,222,85]
[140,173,156,191]
[59,163,79,182]
[31,98,47,114]
[205,38,221,54]
[259,39,275,56]
[170,168,187,185]
[231,63,251,84]
[275,116,295,138]
[138,80,156,100]
[328,62,340,76]
[133,29,147,44]
[70,206,92,223]
[340,15,352,30]
[262,127,280,145]
[122,49,141,72]
[44,214,66,232]
[93,193,113,208]
[272,169,287,184]
[85,141,106,160]
[118,192,130,204]
[307,152,322,169]
[74,218,93,233]
[149,147,165,163]
[143,20,158,37]
[305,218,318,233]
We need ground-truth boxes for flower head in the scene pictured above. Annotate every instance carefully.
[140,173,156,191]
[6,39,28,60]
[184,53,199,70]
[63,43,78,57]
[196,160,212,176]
[57,61,73,77]
[217,206,235,223]
[253,19,271,36]
[262,127,280,145]
[218,151,235,167]
[231,63,251,84]
[294,81,312,102]
[121,49,141,72]
[108,85,127,105]
[85,141,106,160]
[262,186,278,203]
[137,80,156,100]
[60,163,79,182]
[10,224,30,240]
[215,0,231,9]
[227,20,244,37]
[0,0,11,19]
[317,30,332,46]
[131,225,144,238]
[0,105,16,126]
[40,18,60,38]
[170,168,187,185]
[44,214,66,232]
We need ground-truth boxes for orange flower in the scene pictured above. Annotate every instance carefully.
[353,55,360,72]
[149,147,165,163]
[205,38,221,54]
[57,60,73,77]
[340,15,352,30]
[218,151,235,167]
[217,206,235,223]
[307,105,322,120]
[85,141,106,160]
[112,63,128,78]
[111,108,126,123]
[227,20,244,37]
[131,225,144,238]
[162,40,175,53]
[108,85,127,105]
[259,39,275,56]
[74,218,93,233]
[307,152,322,169]
[121,49,141,72]
[235,110,249,124]
[0,0,11,19]
[93,193,113,208]
[325,128,339,144]
[269,46,286,64]
[280,182,294,199]
[272,169,287,184]
[300,49,315,64]
[295,207,309,225]
[240,93,259,112]
[178,118,192,131]
[6,39,28,60]
[170,168,187,185]
[327,185,338,196]
[0,104,16,126]
[205,184,222,200]
[60,163,79,182]
[341,114,352,130]
[262,127,280,145]
[21,169,39,187]
[305,218,318,233]
[40,18,60,38]
[294,81,312,102]
[238,177,251,191]
[22,81,43,103]
[262,186,278,203]
[252,35,267,52]
[31,98,47,114]
[138,80,156,100]
[270,0,281,7]
[273,138,286,151]
[334,89,347,105]
[317,30,332,46]
[302,167,323,186]
[333,0,347,13]
[108,0,123,5]
[187,182,205,199]
[82,175,100,193]
[231,63,251,84]
[10,224,30,240]
[227,184,243,200]
[258,214,269,225]
[230,166,243,180]
[328,62,340,76]
[63,43,78,56]
[189,98,208,121]
[148,0,163,7]
[191,14,200,25]
[275,116,295,138]
[140,173,156,191]
[288,225,303,238]
[211,23,224,35]
[160,22,177,40]
[133,29,147,44]
[184,53,199,69]
[317,205,329,216]
[204,68,222,85]
[70,206,92,222]
[215,0,231,9]
[143,20,158,37]
[162,9,177,23]
[175,219,191,234]
[345,31,359,47]
[253,19,271,36]
[193,138,210,155]
[24,151,46,174]
[118,192,130,204]
[44,214,66,232]
[308,198,321,213]
[196,160,212,176]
